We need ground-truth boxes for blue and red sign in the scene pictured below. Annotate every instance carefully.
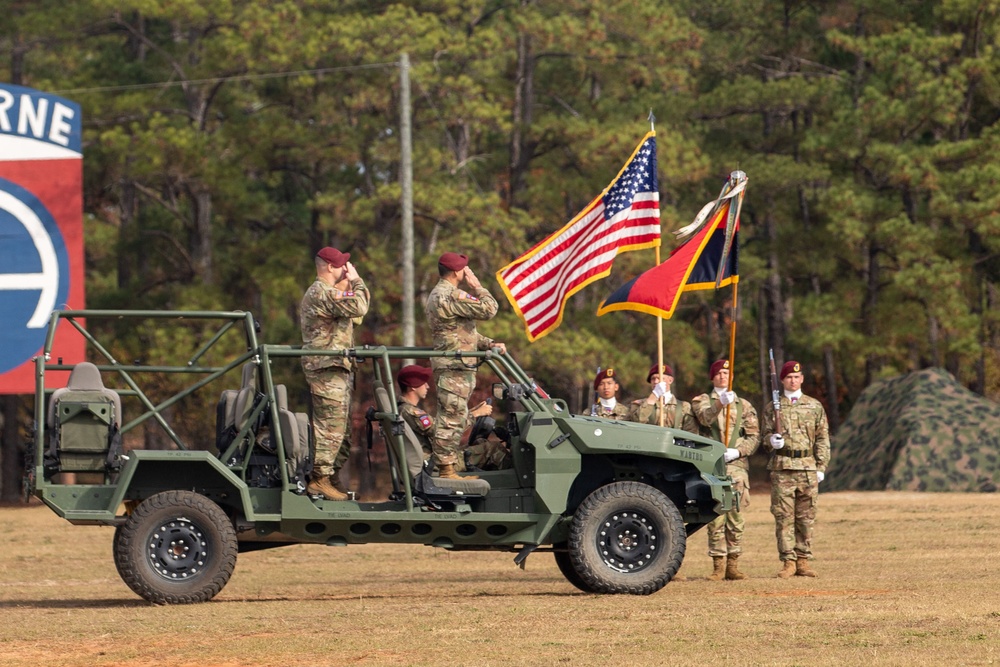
[0,84,85,394]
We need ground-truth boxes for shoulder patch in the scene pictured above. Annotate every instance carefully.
[418,414,432,428]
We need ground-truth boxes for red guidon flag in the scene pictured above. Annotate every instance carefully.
[597,173,745,319]
[497,132,660,342]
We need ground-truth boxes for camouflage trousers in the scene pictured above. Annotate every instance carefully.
[305,367,353,478]
[432,369,475,467]
[770,470,818,561]
[463,438,512,471]
[707,467,749,557]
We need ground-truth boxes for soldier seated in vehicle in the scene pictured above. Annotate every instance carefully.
[396,365,511,475]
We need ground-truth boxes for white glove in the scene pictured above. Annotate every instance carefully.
[718,390,737,406]
[652,381,668,399]
[817,471,825,483]
[724,448,740,463]
[769,433,785,449]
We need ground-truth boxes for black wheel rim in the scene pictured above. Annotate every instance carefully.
[146,517,210,581]
[595,509,659,573]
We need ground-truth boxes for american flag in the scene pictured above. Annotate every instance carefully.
[496,132,660,342]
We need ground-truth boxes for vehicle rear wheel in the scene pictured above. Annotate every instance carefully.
[114,490,238,604]
[552,542,596,593]
[569,481,685,595]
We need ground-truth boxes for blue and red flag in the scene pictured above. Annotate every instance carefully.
[597,173,745,319]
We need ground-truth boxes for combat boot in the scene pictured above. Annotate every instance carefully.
[795,559,818,577]
[437,463,478,480]
[307,476,348,501]
[776,560,796,578]
[330,469,349,493]
[707,556,725,581]
[725,554,748,580]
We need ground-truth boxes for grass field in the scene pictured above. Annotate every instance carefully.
[1,491,997,667]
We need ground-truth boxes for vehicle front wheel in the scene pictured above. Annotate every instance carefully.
[569,481,685,595]
[114,490,238,604]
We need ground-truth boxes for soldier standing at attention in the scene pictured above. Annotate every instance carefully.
[628,363,699,433]
[585,368,630,419]
[692,359,760,580]
[761,360,831,578]
[425,252,505,480]
[396,364,505,469]
[300,247,370,501]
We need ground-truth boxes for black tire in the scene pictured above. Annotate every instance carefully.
[569,481,685,595]
[552,542,596,593]
[114,490,238,604]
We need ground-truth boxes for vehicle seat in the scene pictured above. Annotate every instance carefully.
[46,362,124,474]
[372,382,490,498]
[215,362,257,452]
[274,384,312,491]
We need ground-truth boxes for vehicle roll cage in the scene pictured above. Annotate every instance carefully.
[33,309,558,508]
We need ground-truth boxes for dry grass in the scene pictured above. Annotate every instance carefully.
[1,491,998,667]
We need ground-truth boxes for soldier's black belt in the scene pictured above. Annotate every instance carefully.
[776,450,811,458]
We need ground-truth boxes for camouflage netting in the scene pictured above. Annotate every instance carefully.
[827,368,1000,492]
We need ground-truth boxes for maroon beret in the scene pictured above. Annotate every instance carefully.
[398,364,433,389]
[780,360,802,380]
[438,252,469,272]
[647,363,674,383]
[594,367,618,391]
[317,247,350,268]
[709,359,730,381]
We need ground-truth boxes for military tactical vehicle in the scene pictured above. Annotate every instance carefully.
[27,310,734,604]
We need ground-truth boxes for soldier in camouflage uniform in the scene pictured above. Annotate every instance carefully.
[628,363,699,433]
[761,360,830,578]
[584,368,630,419]
[424,252,505,479]
[395,365,509,471]
[692,359,760,580]
[300,247,370,502]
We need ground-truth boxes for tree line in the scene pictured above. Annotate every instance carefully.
[3,0,1000,497]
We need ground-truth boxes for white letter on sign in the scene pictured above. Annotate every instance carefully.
[48,102,75,147]
[17,94,48,139]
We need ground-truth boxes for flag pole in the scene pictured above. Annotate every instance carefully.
[723,280,738,445]
[655,246,665,427]
[721,180,745,447]
[648,110,666,428]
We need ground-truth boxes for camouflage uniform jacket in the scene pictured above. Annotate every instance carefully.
[425,279,498,371]
[761,394,830,472]
[398,400,476,450]
[627,397,699,434]
[583,401,630,420]
[691,390,760,472]
[300,278,370,373]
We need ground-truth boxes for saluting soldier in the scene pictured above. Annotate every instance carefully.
[300,247,370,502]
[585,368,630,420]
[424,252,505,479]
[761,360,831,579]
[691,359,760,580]
[628,363,699,433]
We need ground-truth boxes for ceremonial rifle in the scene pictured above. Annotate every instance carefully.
[591,366,600,416]
[768,349,782,437]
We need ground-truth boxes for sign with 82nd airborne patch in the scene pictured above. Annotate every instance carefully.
[0,84,85,394]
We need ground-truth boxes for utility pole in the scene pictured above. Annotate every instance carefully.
[400,52,415,358]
